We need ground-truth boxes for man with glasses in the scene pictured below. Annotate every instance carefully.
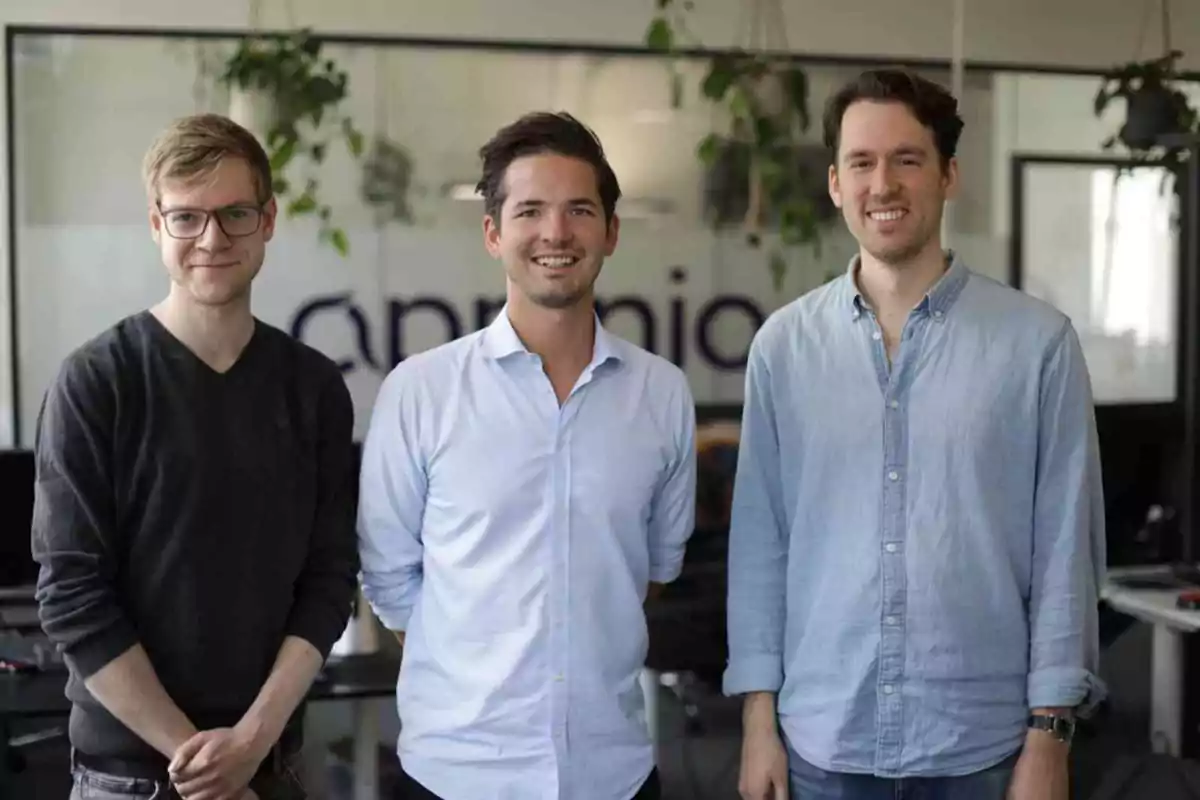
[32,113,359,800]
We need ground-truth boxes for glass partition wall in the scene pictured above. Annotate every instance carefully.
[5,29,1193,443]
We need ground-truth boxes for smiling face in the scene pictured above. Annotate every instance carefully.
[150,156,277,309]
[483,152,619,311]
[829,99,958,267]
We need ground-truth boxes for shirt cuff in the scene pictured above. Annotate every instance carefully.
[360,569,420,632]
[722,653,784,696]
[65,620,141,680]
[649,552,685,584]
[1027,666,1108,717]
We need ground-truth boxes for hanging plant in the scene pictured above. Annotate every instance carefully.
[1094,1,1197,165]
[361,136,417,224]
[1094,49,1198,162]
[218,29,365,256]
[645,0,830,289]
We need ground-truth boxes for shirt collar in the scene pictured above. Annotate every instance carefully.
[846,250,970,322]
[482,305,623,368]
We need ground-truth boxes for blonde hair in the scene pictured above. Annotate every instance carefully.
[141,113,273,204]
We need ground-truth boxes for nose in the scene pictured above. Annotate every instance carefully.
[197,213,232,250]
[870,162,898,199]
[539,208,572,245]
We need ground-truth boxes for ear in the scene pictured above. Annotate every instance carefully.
[260,196,278,243]
[604,213,620,256]
[149,205,163,245]
[942,157,960,201]
[483,213,502,258]
[828,163,844,209]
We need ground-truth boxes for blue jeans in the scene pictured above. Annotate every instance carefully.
[788,744,1018,800]
[69,750,308,800]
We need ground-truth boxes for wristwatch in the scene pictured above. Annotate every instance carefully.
[1028,713,1076,743]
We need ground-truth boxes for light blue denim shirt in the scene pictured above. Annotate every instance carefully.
[724,254,1107,777]
[357,307,696,800]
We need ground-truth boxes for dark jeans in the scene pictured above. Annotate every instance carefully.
[68,749,307,800]
[787,745,1019,800]
[395,766,662,800]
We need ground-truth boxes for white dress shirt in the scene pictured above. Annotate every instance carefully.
[357,308,697,800]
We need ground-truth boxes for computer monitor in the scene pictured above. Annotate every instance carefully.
[0,449,38,590]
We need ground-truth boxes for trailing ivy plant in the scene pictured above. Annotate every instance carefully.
[645,0,828,288]
[218,29,365,256]
[1093,49,1198,165]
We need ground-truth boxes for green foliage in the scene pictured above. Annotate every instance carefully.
[361,136,417,224]
[645,1,828,289]
[1093,50,1198,165]
[218,29,364,256]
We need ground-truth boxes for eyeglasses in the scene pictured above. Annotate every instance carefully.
[157,203,265,240]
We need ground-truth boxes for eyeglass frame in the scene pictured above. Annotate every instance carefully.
[155,201,270,240]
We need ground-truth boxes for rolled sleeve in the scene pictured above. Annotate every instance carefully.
[1027,666,1106,715]
[723,652,785,696]
[1027,321,1108,717]
[648,371,697,584]
[723,333,789,697]
[356,368,428,632]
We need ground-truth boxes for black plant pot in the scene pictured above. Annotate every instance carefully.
[1120,84,1185,150]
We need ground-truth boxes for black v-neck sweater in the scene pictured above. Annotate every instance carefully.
[30,310,359,761]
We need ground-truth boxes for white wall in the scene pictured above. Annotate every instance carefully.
[4,0,1198,445]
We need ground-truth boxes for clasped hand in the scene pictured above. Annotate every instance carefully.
[167,725,267,800]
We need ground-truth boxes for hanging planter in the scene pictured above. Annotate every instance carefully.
[645,0,832,290]
[1095,50,1197,157]
[227,84,278,140]
[217,28,365,256]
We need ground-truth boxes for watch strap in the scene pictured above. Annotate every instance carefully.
[1027,713,1075,742]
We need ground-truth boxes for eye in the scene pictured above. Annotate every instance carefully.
[225,208,252,220]
[515,208,538,218]
[570,207,596,216]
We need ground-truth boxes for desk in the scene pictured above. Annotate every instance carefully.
[1102,565,1200,758]
[0,652,399,798]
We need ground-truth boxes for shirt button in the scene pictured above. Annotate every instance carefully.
[889,399,899,410]
[885,543,898,553]
[887,470,900,481]
[872,331,882,341]
[883,684,895,695]
[554,674,564,682]
[933,310,944,319]
[884,616,898,626]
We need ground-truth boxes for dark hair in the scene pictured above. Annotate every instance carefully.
[822,69,964,166]
[475,111,622,224]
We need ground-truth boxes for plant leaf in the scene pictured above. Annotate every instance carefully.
[656,0,672,9]
[783,68,811,131]
[697,133,723,166]
[646,17,673,51]
[269,138,297,174]
[702,56,739,101]
[287,193,318,216]
[343,119,365,158]
[330,227,349,256]
[753,115,776,148]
